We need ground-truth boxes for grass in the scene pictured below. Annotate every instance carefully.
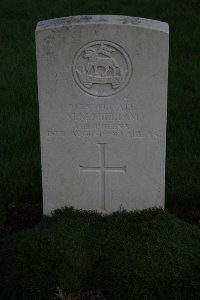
[0,208,200,299]
[0,0,200,226]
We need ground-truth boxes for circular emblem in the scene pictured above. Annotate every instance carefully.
[73,41,132,97]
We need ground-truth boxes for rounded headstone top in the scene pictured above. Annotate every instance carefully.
[36,15,169,33]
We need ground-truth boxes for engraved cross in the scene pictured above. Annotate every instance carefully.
[79,143,126,211]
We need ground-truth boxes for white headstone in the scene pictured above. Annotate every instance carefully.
[36,15,169,215]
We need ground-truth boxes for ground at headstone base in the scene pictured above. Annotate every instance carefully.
[0,208,200,300]
[56,287,106,300]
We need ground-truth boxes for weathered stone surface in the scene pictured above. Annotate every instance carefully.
[36,15,169,214]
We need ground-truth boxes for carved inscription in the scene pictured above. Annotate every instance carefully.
[48,130,66,137]
[79,143,126,211]
[47,100,159,139]
[73,41,132,97]
[67,101,141,138]
[47,100,152,139]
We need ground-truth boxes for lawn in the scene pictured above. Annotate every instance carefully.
[0,208,200,299]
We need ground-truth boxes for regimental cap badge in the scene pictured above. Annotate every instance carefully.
[73,41,132,97]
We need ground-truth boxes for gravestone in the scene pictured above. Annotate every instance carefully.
[36,15,169,214]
